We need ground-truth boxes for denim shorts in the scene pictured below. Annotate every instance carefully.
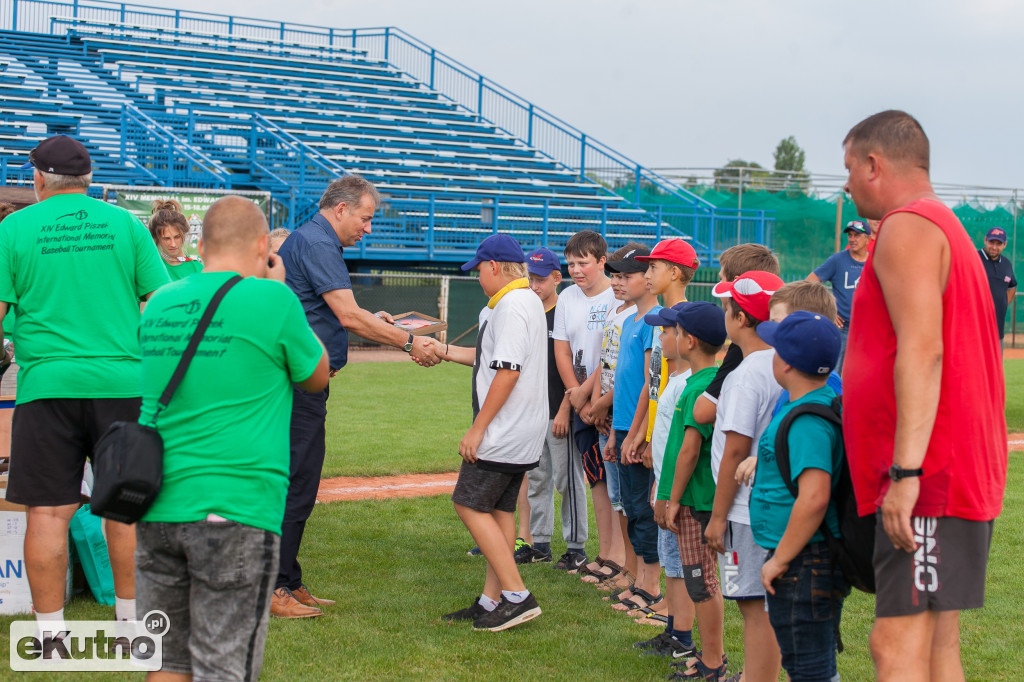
[765,541,848,682]
[598,432,622,512]
[135,520,280,681]
[657,526,683,578]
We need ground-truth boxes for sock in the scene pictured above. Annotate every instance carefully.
[671,628,694,649]
[502,589,530,604]
[665,614,675,634]
[115,597,137,621]
[35,609,66,652]
[478,594,499,612]
[534,542,550,555]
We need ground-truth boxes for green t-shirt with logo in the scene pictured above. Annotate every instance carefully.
[163,257,204,282]
[139,271,324,534]
[658,365,717,510]
[0,193,170,404]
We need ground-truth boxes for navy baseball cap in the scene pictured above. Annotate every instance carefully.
[526,247,561,276]
[757,310,841,376]
[461,233,526,271]
[844,220,870,236]
[675,301,727,347]
[986,227,1008,244]
[606,245,651,273]
[644,302,688,328]
[21,135,91,175]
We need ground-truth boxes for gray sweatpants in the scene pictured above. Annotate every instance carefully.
[526,419,588,549]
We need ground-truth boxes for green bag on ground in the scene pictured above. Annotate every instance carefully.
[68,504,116,606]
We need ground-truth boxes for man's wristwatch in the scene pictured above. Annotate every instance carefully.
[402,333,414,353]
[889,463,924,481]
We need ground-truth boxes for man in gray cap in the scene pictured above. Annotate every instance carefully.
[0,136,168,639]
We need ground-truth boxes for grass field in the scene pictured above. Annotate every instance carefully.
[1,359,1021,679]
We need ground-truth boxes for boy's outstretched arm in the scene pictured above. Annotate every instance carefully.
[705,431,752,554]
[760,469,831,594]
[436,339,476,366]
[458,369,520,462]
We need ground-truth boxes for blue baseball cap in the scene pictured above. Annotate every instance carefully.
[845,220,870,236]
[986,227,1008,244]
[675,301,727,347]
[757,310,841,375]
[644,302,688,328]
[526,247,561,276]
[461,233,526,271]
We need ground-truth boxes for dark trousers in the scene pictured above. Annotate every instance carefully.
[613,429,659,564]
[276,384,329,590]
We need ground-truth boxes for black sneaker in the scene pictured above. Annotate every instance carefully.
[632,630,672,650]
[553,550,587,572]
[443,600,488,622]
[515,545,552,564]
[642,635,696,659]
[472,594,542,632]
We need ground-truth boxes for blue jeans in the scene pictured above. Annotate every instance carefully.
[613,429,659,564]
[598,432,622,512]
[765,542,848,682]
[836,325,849,374]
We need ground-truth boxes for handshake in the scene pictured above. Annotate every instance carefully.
[408,336,448,368]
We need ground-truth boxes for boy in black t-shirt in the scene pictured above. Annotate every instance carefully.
[515,248,589,563]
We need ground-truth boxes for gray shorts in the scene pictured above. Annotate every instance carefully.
[135,520,280,681]
[874,514,994,618]
[719,521,768,600]
[451,460,525,513]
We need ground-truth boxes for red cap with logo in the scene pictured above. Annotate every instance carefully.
[635,238,699,269]
[712,270,784,322]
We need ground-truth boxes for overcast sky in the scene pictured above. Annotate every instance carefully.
[163,0,1023,190]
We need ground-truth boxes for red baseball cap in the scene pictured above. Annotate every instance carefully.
[635,238,699,270]
[712,270,784,322]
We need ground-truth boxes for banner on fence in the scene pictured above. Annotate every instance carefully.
[114,191,270,250]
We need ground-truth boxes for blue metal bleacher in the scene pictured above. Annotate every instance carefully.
[0,1,773,265]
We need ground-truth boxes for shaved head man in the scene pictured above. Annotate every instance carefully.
[841,111,1007,682]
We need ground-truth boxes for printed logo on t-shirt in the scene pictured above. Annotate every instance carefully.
[843,271,861,290]
[587,303,610,331]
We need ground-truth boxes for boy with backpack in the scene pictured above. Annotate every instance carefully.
[750,311,850,682]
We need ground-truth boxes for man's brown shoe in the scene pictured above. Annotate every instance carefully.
[293,585,336,607]
[271,587,322,619]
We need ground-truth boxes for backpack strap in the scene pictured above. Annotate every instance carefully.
[773,396,842,499]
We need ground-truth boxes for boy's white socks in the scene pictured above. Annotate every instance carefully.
[502,589,530,604]
[478,594,499,612]
[115,597,136,621]
[35,609,67,652]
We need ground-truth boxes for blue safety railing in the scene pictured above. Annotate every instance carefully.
[119,104,229,187]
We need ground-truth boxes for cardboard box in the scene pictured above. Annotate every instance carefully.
[393,311,447,336]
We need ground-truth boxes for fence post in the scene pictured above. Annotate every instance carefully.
[73,0,79,18]
[634,164,641,204]
[384,27,389,60]
[477,75,484,120]
[439,275,450,345]
[279,21,285,41]
[542,199,550,248]
[120,4,125,23]
[351,28,356,48]
[527,103,533,146]
[427,194,435,260]
[656,205,663,241]
[579,134,586,180]
[429,48,435,89]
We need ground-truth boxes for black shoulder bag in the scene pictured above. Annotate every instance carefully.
[91,275,242,524]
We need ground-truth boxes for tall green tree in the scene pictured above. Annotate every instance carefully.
[713,159,770,193]
[772,136,809,194]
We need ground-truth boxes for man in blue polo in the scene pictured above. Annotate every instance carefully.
[273,174,441,618]
[979,226,1017,347]
[807,218,870,372]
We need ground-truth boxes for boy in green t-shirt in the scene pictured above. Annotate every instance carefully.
[750,311,846,682]
[663,301,729,681]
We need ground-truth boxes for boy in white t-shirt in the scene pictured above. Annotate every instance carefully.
[706,270,786,681]
[554,230,618,574]
[439,234,548,632]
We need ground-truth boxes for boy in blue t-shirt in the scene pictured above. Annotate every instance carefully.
[751,311,849,682]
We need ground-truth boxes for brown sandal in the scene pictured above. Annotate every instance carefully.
[582,559,624,584]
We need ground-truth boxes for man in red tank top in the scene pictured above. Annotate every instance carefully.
[842,110,1007,682]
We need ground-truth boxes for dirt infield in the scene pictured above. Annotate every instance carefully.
[318,436,1024,502]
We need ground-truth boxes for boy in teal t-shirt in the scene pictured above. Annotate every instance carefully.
[662,302,728,680]
[751,311,848,682]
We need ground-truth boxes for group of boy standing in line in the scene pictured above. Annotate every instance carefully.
[439,109,1007,682]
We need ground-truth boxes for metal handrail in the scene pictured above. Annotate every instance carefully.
[120,104,228,184]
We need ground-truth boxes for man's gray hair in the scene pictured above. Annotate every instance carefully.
[318,174,380,212]
[39,170,92,191]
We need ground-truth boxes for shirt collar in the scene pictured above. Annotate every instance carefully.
[311,213,343,249]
